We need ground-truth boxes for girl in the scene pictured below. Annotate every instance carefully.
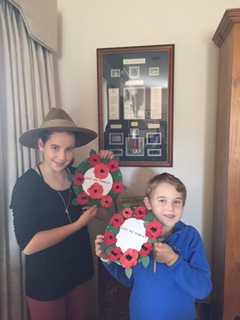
[11,108,112,320]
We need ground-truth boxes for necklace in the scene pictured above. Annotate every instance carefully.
[36,164,73,223]
[56,189,72,223]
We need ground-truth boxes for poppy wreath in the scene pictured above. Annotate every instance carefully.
[101,206,164,278]
[72,150,123,209]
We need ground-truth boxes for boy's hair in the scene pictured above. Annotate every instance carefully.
[145,172,187,206]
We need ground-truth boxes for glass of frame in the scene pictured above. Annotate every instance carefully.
[97,45,174,167]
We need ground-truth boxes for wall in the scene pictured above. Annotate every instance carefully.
[9,0,57,51]
[56,0,239,316]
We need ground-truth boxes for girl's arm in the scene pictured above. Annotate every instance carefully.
[23,206,97,255]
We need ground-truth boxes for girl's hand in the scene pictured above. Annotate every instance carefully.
[154,243,179,266]
[98,149,114,159]
[76,205,97,228]
[95,235,109,261]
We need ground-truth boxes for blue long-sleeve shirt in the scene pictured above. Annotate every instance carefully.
[103,221,212,320]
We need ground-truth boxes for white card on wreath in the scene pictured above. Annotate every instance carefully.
[116,217,148,252]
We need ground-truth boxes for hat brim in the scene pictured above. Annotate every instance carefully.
[19,127,97,148]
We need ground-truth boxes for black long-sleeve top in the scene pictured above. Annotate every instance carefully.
[10,168,94,301]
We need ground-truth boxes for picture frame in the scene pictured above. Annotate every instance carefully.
[97,45,174,167]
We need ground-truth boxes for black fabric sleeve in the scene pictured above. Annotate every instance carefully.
[10,177,40,251]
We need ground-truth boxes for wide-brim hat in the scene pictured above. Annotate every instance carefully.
[19,108,97,148]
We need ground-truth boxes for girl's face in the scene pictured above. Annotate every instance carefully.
[38,131,75,172]
[144,182,184,232]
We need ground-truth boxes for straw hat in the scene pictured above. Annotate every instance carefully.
[19,108,97,148]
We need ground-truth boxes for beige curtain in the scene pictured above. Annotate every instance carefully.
[0,0,56,319]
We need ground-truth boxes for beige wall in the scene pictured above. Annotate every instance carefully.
[56,1,239,316]
[10,0,57,51]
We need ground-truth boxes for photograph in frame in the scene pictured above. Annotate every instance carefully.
[146,132,162,145]
[149,66,160,76]
[111,69,121,78]
[125,136,145,157]
[147,148,162,157]
[129,66,140,79]
[109,132,124,145]
[123,87,145,120]
[97,44,174,167]
[108,88,120,120]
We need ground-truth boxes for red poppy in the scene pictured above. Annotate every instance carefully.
[104,232,117,246]
[76,192,89,205]
[120,249,139,269]
[108,159,119,172]
[108,247,123,262]
[100,195,113,208]
[88,153,101,167]
[146,221,163,240]
[87,182,103,199]
[110,213,124,228]
[122,208,133,219]
[73,172,84,186]
[112,181,124,193]
[139,242,153,257]
[94,163,110,179]
[133,206,147,220]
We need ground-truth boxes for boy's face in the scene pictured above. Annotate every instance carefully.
[144,182,184,232]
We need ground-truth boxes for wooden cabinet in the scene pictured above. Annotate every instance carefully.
[98,260,130,320]
[212,9,240,320]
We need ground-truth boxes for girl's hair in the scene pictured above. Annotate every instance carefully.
[145,172,187,205]
[38,129,77,144]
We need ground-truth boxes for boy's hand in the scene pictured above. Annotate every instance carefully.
[95,235,109,261]
[154,243,179,266]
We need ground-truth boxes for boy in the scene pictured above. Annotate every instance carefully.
[95,173,212,320]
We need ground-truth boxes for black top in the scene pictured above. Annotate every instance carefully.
[10,168,94,301]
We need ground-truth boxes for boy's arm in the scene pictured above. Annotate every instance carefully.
[166,229,212,299]
[95,235,133,288]
[101,259,134,288]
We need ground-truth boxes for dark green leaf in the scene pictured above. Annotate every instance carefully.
[104,246,114,255]
[141,256,150,268]
[106,225,119,235]
[73,186,83,195]
[125,268,133,279]
[72,198,78,206]
[144,212,155,222]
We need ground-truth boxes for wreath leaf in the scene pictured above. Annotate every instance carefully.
[141,256,150,268]
[112,171,122,181]
[71,198,78,206]
[125,268,133,279]
[106,225,119,235]
[144,212,155,222]
[73,186,82,194]
[104,246,114,255]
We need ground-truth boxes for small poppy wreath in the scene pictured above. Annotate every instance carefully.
[101,206,164,278]
[72,150,123,209]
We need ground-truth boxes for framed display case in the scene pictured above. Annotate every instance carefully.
[97,44,174,167]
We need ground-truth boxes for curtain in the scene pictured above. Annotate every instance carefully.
[0,1,56,319]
